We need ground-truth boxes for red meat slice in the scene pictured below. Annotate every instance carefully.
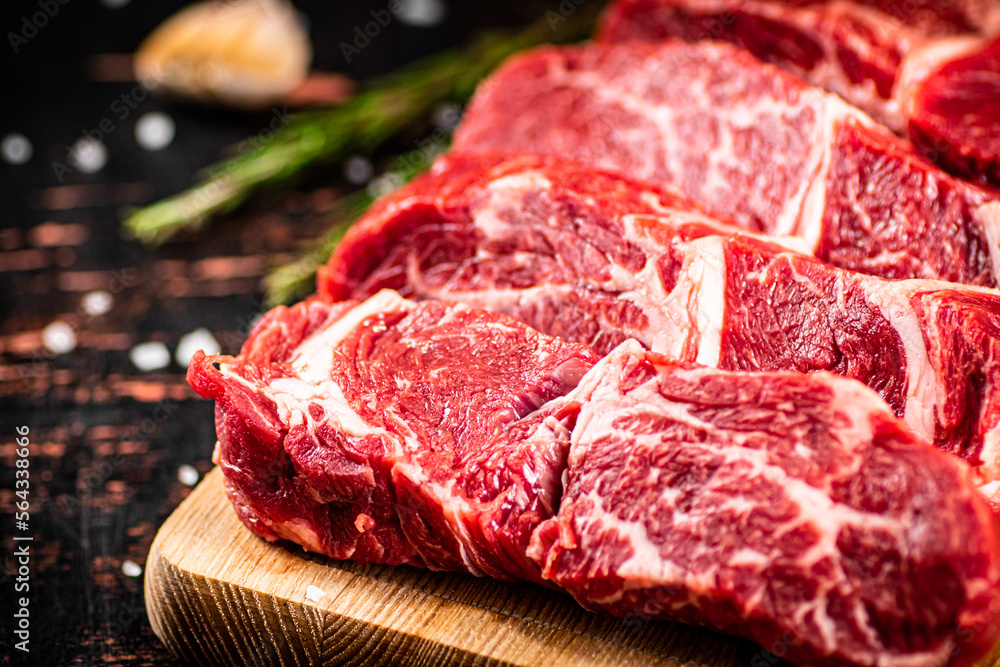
[187,291,598,582]
[452,41,1000,287]
[531,341,1000,667]
[597,0,1000,185]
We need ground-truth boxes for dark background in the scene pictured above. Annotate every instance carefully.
[0,1,572,663]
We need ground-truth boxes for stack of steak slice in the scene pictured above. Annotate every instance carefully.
[597,0,1000,185]
[318,152,1000,501]
[188,5,1000,666]
[451,40,1000,287]
[188,290,1000,667]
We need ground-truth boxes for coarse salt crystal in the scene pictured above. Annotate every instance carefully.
[81,290,113,316]
[135,112,176,151]
[42,321,77,355]
[1,133,32,164]
[130,341,171,371]
[177,464,199,486]
[68,137,108,174]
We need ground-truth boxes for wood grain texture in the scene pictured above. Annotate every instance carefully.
[145,468,1000,667]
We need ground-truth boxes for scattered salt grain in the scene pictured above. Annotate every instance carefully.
[122,560,142,577]
[394,0,445,27]
[432,103,461,130]
[130,341,171,371]
[305,585,324,602]
[343,155,373,185]
[1,133,33,164]
[177,464,199,486]
[68,137,108,174]
[175,328,220,367]
[135,112,176,151]
[42,321,77,355]
[81,290,113,317]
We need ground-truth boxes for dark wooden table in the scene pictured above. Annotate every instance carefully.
[0,1,537,663]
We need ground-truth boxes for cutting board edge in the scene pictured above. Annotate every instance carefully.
[143,467,695,667]
[145,537,531,667]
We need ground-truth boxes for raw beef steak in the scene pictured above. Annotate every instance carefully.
[597,0,1000,184]
[187,290,598,582]
[911,35,1000,183]
[531,341,1000,667]
[318,152,806,355]
[451,41,1000,287]
[318,153,1000,500]
[189,295,1000,667]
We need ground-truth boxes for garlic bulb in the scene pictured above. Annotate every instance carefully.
[134,0,312,109]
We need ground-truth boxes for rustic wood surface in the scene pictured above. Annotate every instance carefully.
[146,467,770,667]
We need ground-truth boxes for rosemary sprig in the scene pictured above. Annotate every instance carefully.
[122,10,596,246]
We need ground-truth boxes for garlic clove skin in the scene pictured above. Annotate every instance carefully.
[135,0,312,110]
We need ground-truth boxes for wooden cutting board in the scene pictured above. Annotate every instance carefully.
[145,467,1000,667]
